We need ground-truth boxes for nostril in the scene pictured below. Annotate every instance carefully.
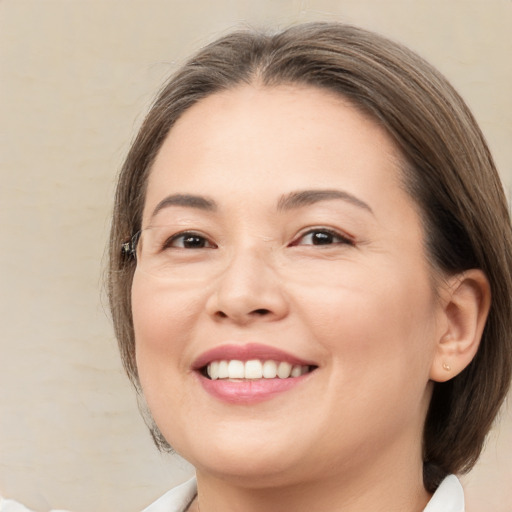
[252,308,271,316]
[211,308,276,322]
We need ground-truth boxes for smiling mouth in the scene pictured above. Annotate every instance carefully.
[201,359,317,380]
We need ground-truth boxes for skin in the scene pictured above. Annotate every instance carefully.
[131,85,484,511]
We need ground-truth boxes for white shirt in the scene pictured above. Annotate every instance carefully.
[141,474,465,512]
[0,475,464,512]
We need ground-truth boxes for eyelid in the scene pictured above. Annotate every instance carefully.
[165,230,217,249]
[154,226,354,250]
[289,227,355,246]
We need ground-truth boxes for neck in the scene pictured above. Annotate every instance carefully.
[192,450,431,512]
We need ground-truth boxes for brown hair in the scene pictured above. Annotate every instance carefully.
[108,22,512,492]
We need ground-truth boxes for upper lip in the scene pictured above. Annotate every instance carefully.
[192,343,317,370]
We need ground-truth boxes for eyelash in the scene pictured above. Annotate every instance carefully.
[290,228,355,247]
[164,231,217,249]
[163,228,354,250]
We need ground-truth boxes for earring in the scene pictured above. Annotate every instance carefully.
[442,362,451,371]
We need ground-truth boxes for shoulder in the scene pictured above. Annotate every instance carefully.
[141,478,197,512]
[423,475,465,512]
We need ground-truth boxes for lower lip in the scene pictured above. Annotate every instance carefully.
[197,373,310,404]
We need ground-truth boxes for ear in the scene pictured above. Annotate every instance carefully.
[430,269,491,382]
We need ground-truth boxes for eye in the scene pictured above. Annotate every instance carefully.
[291,228,354,247]
[165,231,216,249]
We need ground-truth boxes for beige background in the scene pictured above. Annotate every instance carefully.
[0,1,510,511]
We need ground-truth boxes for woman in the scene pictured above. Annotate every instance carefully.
[107,23,512,511]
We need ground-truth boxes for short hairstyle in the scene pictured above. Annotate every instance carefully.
[108,22,512,492]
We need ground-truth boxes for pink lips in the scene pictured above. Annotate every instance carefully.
[192,343,316,404]
[192,343,315,370]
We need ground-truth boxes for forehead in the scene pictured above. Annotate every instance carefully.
[144,84,408,220]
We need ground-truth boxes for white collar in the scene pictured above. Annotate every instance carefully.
[0,474,464,512]
[142,474,464,512]
[141,478,197,512]
[423,475,465,512]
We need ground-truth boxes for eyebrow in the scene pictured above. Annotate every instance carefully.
[151,194,217,218]
[277,189,373,214]
[150,188,373,219]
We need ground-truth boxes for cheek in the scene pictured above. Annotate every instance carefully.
[292,268,438,381]
[131,275,208,436]
[131,274,203,383]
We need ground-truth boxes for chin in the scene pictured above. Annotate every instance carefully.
[171,426,313,487]
[196,455,307,489]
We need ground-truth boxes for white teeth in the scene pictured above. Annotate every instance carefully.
[208,361,219,380]
[244,360,263,379]
[291,365,302,378]
[277,361,292,378]
[262,360,277,378]
[218,360,229,379]
[227,360,245,379]
[206,359,311,380]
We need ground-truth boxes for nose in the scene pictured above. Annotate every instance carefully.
[205,247,289,325]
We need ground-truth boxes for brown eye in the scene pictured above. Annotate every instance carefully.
[167,232,215,249]
[309,231,335,245]
[293,229,354,247]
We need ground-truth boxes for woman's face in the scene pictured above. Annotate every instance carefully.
[132,85,446,486]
